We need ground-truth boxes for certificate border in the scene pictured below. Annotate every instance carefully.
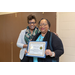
[26,41,47,58]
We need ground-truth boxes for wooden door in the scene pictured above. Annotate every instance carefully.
[0,14,14,62]
[42,12,56,32]
[0,15,6,62]
[13,12,44,62]
[0,13,21,62]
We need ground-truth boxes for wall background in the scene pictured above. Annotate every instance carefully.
[0,12,56,62]
[0,12,17,15]
[57,12,75,62]
[1,12,75,62]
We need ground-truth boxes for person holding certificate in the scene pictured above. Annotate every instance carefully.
[17,14,59,62]
[28,18,64,62]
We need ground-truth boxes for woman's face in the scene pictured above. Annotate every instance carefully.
[39,19,49,34]
[28,19,36,30]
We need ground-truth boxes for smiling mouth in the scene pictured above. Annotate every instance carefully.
[30,26,34,29]
[41,28,44,30]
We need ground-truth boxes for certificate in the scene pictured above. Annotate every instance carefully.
[26,41,47,58]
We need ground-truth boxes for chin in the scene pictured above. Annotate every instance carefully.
[41,30,47,34]
[30,27,35,30]
[41,31,45,33]
[41,30,45,32]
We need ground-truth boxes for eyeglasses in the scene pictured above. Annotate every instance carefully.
[39,24,47,26]
[29,22,36,24]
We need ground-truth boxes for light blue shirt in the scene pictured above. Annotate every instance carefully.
[33,34,44,62]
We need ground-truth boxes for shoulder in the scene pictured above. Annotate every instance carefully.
[51,32,63,46]
[50,32,63,46]
[21,29,26,33]
[51,32,57,37]
[51,32,61,41]
[20,29,26,34]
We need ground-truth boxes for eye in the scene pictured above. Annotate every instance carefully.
[33,22,35,24]
[29,22,35,24]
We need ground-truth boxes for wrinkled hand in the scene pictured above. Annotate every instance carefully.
[45,49,52,56]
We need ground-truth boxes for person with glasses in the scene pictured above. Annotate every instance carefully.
[17,15,40,62]
[17,14,59,62]
[28,18,64,62]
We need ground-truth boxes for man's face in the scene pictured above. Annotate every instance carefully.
[28,19,36,30]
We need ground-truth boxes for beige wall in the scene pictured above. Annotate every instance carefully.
[0,12,17,15]
[57,12,75,62]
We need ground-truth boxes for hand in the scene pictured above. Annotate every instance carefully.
[30,39,32,41]
[53,32,58,36]
[25,50,28,54]
[45,49,52,56]
[23,44,28,48]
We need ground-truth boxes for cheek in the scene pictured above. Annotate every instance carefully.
[45,28,48,31]
[46,25,49,30]
[29,24,35,27]
[34,24,36,26]
[45,27,49,31]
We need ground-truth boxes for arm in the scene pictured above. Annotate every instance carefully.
[52,33,64,58]
[16,30,27,49]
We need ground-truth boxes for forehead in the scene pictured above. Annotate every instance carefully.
[29,19,35,22]
[40,19,47,24]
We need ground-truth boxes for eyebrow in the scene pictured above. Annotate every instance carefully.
[40,23,48,24]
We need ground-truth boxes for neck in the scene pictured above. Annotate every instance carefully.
[30,29,34,34]
[41,32,47,37]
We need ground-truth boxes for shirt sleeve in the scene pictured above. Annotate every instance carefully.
[16,30,25,49]
[52,33,64,58]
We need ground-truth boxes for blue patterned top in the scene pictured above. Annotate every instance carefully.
[33,34,44,62]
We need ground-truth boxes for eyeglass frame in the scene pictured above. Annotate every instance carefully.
[28,22,36,24]
[39,23,48,26]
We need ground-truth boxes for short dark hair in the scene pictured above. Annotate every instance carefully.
[38,18,51,28]
[27,14,36,23]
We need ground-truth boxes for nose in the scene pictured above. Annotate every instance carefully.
[31,23,34,25]
[41,25,44,27]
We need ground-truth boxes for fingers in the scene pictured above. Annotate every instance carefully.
[30,39,32,41]
[45,49,52,56]
[23,44,28,48]
[25,50,28,54]
[45,50,50,56]
[25,44,28,47]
